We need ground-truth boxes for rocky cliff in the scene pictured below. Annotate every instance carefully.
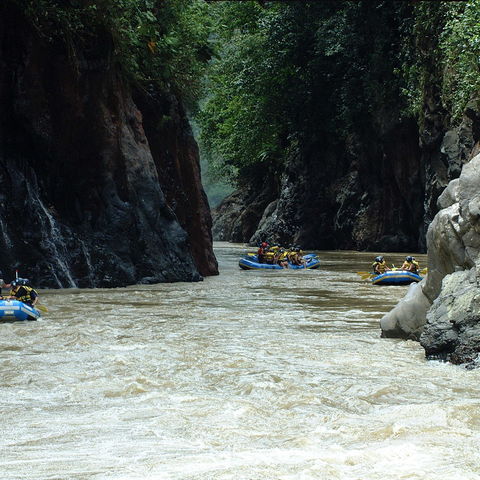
[213,96,478,254]
[0,4,217,288]
[381,146,480,367]
[213,116,428,251]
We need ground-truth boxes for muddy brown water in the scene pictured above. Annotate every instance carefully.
[1,243,479,479]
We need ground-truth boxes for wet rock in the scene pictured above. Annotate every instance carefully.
[212,174,278,244]
[0,4,216,287]
[380,280,431,340]
[381,152,480,366]
[420,270,480,367]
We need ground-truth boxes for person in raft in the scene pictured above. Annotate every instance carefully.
[9,279,39,307]
[400,256,420,273]
[0,270,11,297]
[372,256,390,275]
[257,241,269,263]
[276,248,289,268]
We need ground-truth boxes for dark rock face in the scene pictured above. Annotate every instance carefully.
[0,5,217,288]
[212,174,278,243]
[214,118,425,252]
[133,90,217,278]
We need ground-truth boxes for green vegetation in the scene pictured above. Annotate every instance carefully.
[197,0,480,188]
[13,0,212,103]
[439,0,480,120]
[10,0,480,195]
[198,1,413,184]
[402,1,480,123]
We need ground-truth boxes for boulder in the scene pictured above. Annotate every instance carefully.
[381,153,480,366]
[380,280,431,340]
[420,270,480,367]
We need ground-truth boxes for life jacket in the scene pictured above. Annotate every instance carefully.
[404,260,419,273]
[11,285,38,306]
[372,260,388,273]
[264,251,275,263]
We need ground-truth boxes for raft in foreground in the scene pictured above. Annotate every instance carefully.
[239,253,321,270]
[372,270,422,285]
[0,300,41,322]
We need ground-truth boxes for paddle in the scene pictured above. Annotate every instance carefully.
[35,304,48,313]
[356,271,374,280]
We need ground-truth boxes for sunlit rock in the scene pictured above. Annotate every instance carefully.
[381,153,480,366]
[420,270,480,367]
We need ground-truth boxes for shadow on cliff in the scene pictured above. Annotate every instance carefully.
[212,117,425,252]
[0,4,217,288]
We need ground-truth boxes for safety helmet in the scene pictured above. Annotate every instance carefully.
[375,256,383,262]
[406,256,413,262]
[18,278,29,286]
[261,242,268,247]
[10,280,17,287]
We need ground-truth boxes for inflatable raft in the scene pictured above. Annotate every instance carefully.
[239,253,321,270]
[372,270,422,286]
[0,300,41,322]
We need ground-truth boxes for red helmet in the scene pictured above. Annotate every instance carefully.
[261,242,268,247]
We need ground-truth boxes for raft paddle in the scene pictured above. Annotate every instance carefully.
[356,271,374,280]
[35,304,48,313]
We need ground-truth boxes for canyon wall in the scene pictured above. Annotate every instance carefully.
[0,4,217,288]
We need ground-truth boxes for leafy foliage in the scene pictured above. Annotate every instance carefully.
[399,1,480,123]
[440,0,480,119]
[11,0,480,187]
[11,0,212,103]
[198,1,414,184]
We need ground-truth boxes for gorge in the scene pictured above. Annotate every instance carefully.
[0,0,217,288]
[1,0,480,367]
[206,2,480,255]
[3,1,480,478]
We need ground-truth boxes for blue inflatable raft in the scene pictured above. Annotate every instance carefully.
[239,253,321,270]
[372,270,422,286]
[0,300,41,322]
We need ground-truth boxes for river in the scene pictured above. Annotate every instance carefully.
[1,242,479,480]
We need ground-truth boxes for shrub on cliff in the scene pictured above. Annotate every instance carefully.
[9,0,212,104]
[400,0,480,124]
[198,1,412,184]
